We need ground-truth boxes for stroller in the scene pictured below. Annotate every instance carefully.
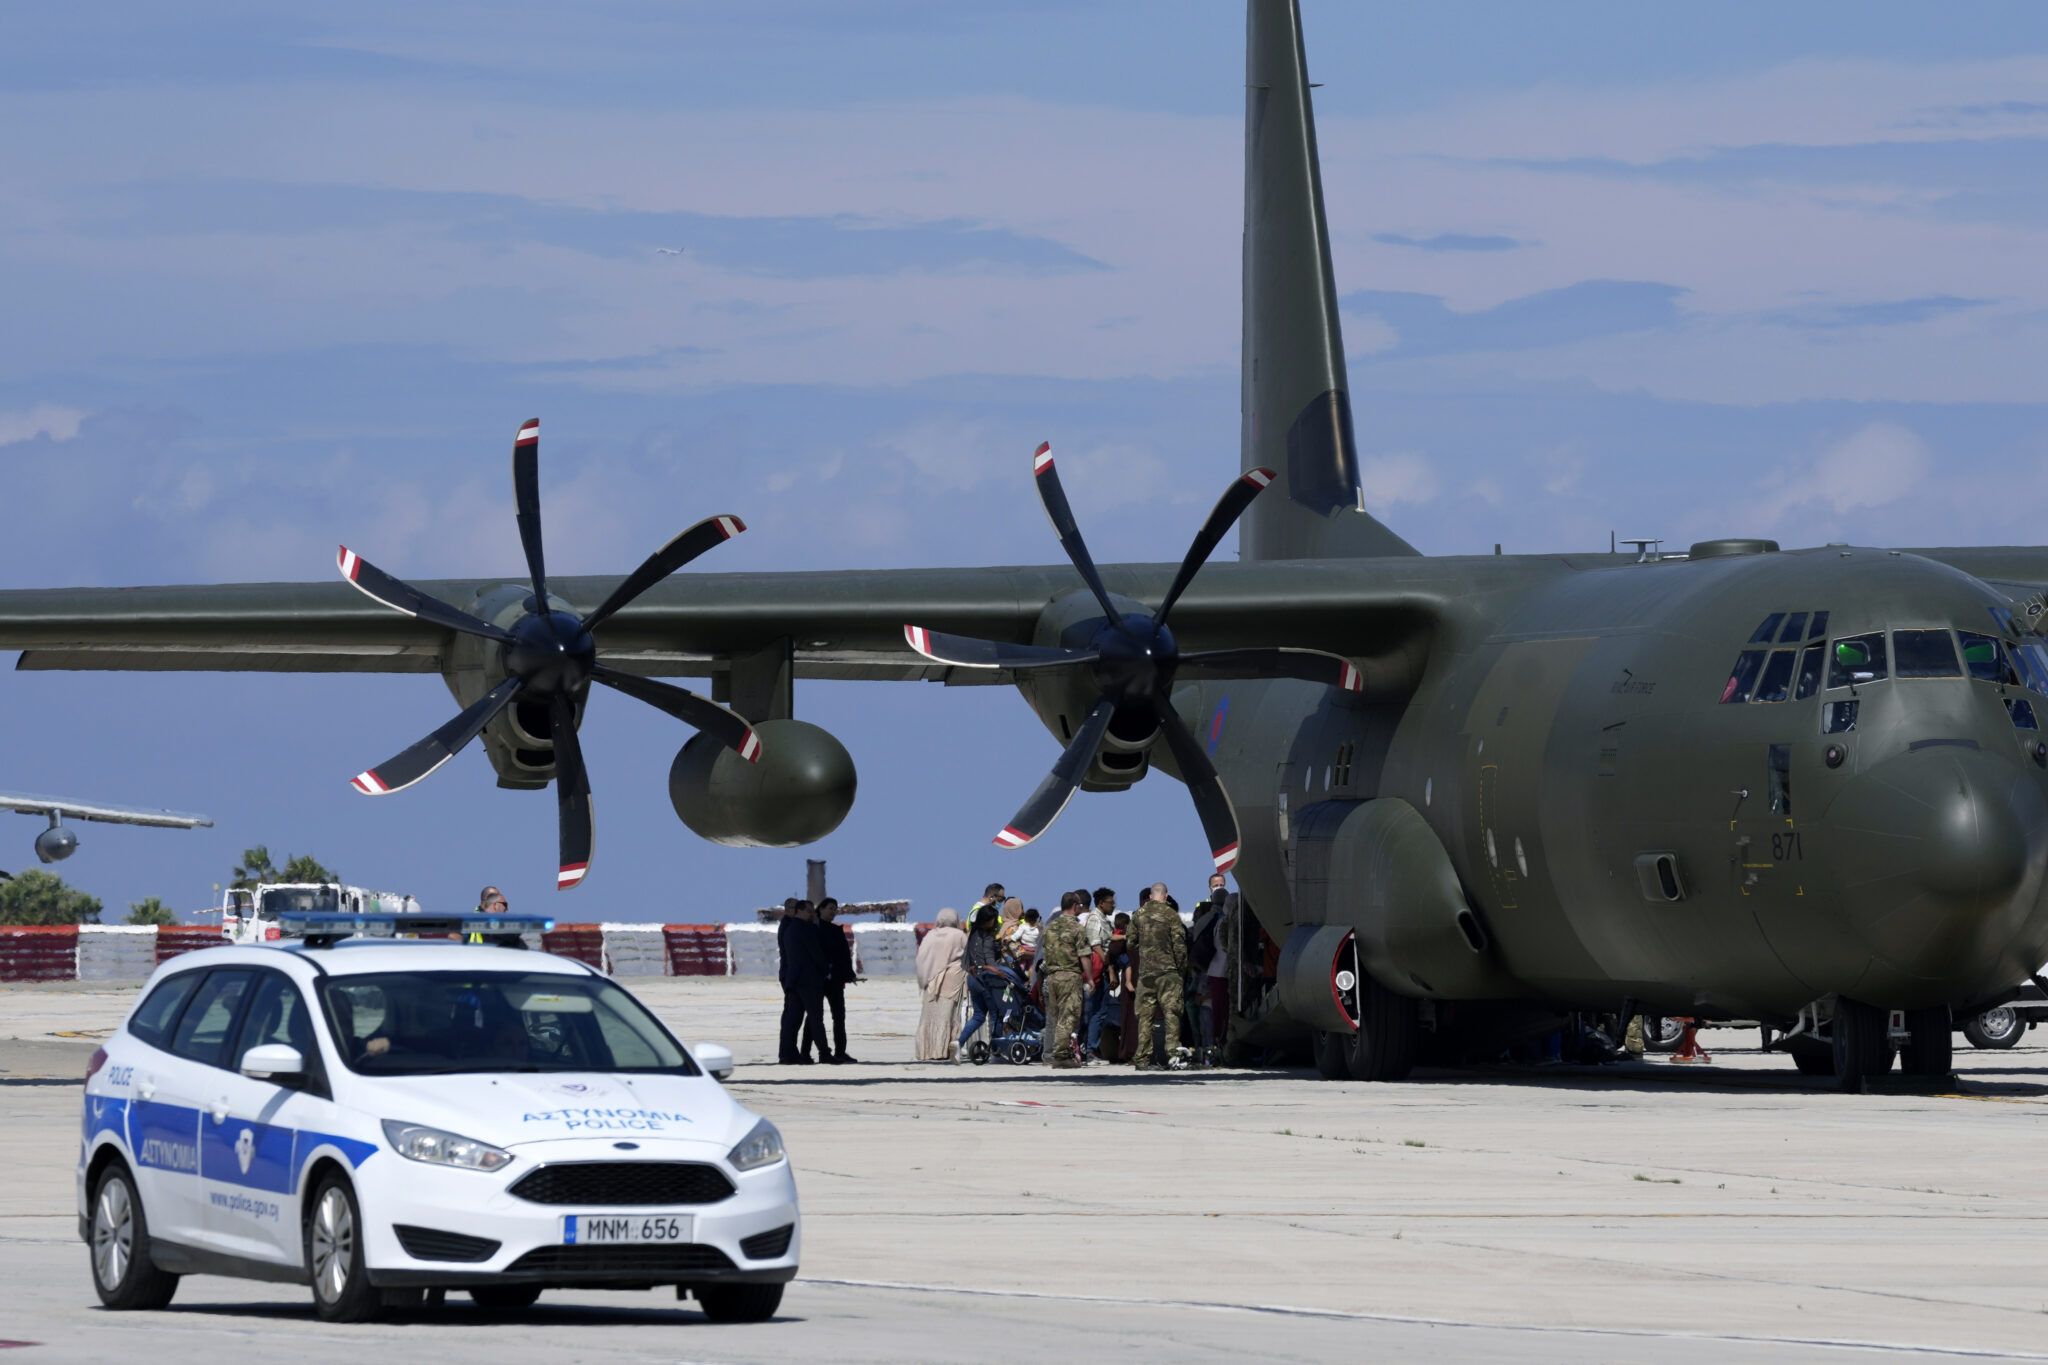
[966,963,1045,1065]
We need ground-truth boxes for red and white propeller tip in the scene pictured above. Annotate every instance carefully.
[1339,660,1363,692]
[336,546,362,581]
[739,728,762,763]
[993,825,1033,850]
[1032,442,1054,474]
[1244,467,1274,489]
[350,769,390,795]
[1211,842,1240,874]
[557,861,589,890]
[904,624,935,659]
[516,419,539,447]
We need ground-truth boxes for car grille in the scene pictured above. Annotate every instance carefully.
[394,1224,501,1263]
[509,1162,735,1206]
[506,1244,737,1276]
[739,1223,794,1260]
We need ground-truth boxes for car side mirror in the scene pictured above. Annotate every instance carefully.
[693,1042,734,1081]
[240,1043,305,1079]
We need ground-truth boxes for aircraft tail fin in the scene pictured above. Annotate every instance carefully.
[1240,0,1416,562]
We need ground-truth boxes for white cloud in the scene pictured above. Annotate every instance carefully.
[1358,451,1439,514]
[0,403,84,447]
[1774,421,1931,519]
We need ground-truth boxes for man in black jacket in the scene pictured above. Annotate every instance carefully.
[777,898,828,1064]
[816,898,859,1063]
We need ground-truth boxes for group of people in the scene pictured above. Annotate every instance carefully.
[913,873,1239,1069]
[776,897,859,1064]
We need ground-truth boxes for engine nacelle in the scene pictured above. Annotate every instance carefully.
[1017,588,1160,792]
[35,823,78,863]
[669,719,856,848]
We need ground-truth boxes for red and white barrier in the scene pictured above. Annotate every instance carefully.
[0,920,934,982]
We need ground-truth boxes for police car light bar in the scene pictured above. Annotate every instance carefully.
[276,910,556,946]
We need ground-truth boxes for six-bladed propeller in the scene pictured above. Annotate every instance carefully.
[339,418,760,889]
[905,443,1363,873]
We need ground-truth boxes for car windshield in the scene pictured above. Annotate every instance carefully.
[318,971,697,1076]
[261,886,339,917]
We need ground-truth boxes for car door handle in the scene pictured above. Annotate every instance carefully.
[135,1077,155,1101]
[209,1098,230,1123]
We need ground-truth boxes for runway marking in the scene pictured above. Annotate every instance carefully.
[799,1276,2048,1360]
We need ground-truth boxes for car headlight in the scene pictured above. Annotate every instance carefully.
[727,1118,785,1172]
[381,1119,513,1172]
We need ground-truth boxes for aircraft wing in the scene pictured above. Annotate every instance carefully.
[0,557,1461,696]
[0,793,213,828]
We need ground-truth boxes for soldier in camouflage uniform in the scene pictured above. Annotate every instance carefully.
[1131,883,1189,1069]
[1041,890,1088,1068]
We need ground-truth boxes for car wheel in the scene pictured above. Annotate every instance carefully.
[89,1163,179,1310]
[470,1284,543,1312]
[1963,1006,2025,1050]
[696,1282,784,1323]
[306,1173,382,1323]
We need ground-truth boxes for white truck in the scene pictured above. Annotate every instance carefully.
[210,883,421,944]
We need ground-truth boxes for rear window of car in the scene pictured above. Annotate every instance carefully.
[129,972,204,1048]
[168,969,256,1068]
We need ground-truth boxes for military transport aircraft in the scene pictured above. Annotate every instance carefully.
[0,792,211,879]
[2,0,2043,1091]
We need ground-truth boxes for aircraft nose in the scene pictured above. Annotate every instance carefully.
[1825,744,2048,985]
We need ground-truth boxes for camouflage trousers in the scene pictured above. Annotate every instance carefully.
[1133,973,1183,1067]
[1045,975,1084,1063]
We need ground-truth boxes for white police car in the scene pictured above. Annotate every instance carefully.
[78,911,798,1323]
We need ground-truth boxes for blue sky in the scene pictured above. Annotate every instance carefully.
[5,2,2048,923]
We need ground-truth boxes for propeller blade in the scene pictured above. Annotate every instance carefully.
[1030,442,1124,629]
[581,514,747,634]
[349,675,523,796]
[336,547,516,643]
[549,691,594,889]
[1175,645,1365,693]
[1154,699,1243,874]
[1154,467,1275,626]
[903,625,1097,673]
[992,698,1116,850]
[512,418,548,608]
[591,664,760,761]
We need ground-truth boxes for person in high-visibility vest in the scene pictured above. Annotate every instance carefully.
[468,885,506,943]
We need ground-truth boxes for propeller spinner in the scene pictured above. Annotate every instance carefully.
[905,443,1364,873]
[338,418,761,889]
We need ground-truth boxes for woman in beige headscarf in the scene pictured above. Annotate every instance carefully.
[997,897,1024,953]
[914,907,968,1061]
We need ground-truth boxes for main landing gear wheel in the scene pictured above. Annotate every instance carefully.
[1643,1015,1686,1053]
[90,1162,179,1310]
[1342,980,1418,1082]
[1311,1028,1349,1080]
[696,1282,784,1323]
[1900,1005,1953,1078]
[307,1174,382,1323]
[1963,1006,2025,1050]
[1831,998,1896,1092]
[471,1285,543,1311]
[1785,1037,1835,1077]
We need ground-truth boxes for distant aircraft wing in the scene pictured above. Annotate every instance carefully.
[0,793,213,828]
[0,559,1445,697]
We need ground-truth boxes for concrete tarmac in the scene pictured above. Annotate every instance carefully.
[6,977,2048,1362]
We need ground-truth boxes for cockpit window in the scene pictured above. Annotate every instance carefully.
[1721,650,1768,704]
[1794,644,1825,700]
[2015,641,2048,694]
[1778,612,1808,644]
[1827,634,1887,688]
[1754,650,1798,703]
[1807,611,1829,640]
[1749,614,1786,645]
[1959,631,2021,685]
[1893,629,1961,679]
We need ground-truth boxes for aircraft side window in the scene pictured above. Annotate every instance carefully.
[1753,650,1798,703]
[1748,614,1786,645]
[2020,643,2048,694]
[1826,634,1886,689]
[1778,612,1808,643]
[1893,629,1961,679]
[1807,611,1829,640]
[1958,631,2020,685]
[1720,650,1768,704]
[1793,644,1825,700]
[2008,698,2040,731]
[1823,699,1858,734]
